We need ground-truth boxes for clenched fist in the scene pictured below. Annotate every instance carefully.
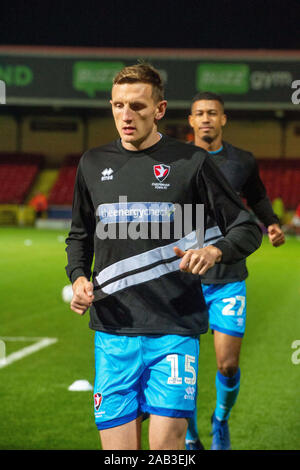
[71,276,95,315]
[267,223,285,247]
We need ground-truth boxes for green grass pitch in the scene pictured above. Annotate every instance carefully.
[0,227,299,450]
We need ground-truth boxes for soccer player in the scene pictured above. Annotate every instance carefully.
[65,65,262,450]
[186,91,285,450]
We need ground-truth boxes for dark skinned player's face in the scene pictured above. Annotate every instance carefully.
[189,100,227,144]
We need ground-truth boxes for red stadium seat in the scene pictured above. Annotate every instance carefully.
[48,154,81,205]
[0,152,44,204]
[258,158,300,209]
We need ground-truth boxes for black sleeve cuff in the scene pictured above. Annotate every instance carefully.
[212,239,233,264]
[70,268,89,284]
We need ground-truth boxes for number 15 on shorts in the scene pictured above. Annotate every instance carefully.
[166,354,196,385]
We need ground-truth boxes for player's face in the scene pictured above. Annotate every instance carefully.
[189,100,227,145]
[111,82,167,151]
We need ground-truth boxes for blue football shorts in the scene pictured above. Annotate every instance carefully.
[94,332,199,430]
[202,280,247,338]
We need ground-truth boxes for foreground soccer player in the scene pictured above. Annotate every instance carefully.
[186,92,285,450]
[65,65,262,450]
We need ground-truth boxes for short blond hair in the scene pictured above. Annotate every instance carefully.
[113,63,164,102]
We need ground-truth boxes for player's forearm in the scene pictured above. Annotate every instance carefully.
[250,197,280,227]
[213,221,262,264]
[65,156,96,283]
[65,236,94,283]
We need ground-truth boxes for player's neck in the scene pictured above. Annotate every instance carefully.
[194,135,223,153]
[121,129,162,152]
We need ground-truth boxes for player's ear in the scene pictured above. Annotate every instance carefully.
[188,114,194,129]
[221,113,227,127]
[155,100,167,121]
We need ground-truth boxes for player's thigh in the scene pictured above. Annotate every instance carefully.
[213,330,242,373]
[99,415,143,450]
[94,332,143,432]
[148,414,188,450]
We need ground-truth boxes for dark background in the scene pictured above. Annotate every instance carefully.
[0,0,299,50]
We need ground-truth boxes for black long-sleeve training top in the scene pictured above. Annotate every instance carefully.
[65,135,262,336]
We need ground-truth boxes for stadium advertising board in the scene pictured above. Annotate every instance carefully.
[0,48,299,109]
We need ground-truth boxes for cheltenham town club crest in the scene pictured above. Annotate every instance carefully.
[94,392,102,411]
[153,164,170,182]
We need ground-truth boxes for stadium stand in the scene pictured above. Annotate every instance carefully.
[25,168,59,202]
[258,158,300,210]
[46,153,300,210]
[0,152,44,204]
[47,153,81,205]
[0,148,299,218]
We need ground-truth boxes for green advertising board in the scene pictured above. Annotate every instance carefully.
[197,63,250,94]
[0,47,299,109]
[73,61,125,97]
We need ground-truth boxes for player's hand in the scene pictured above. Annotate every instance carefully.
[173,245,222,275]
[267,223,285,247]
[70,276,94,315]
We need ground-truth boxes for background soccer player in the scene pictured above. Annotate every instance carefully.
[65,67,262,450]
[186,92,285,450]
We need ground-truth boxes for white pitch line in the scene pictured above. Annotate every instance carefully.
[0,337,58,369]
[0,336,52,342]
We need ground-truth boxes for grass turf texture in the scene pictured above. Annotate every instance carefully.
[0,227,299,450]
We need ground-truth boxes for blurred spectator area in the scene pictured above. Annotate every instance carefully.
[258,159,300,210]
[0,150,299,212]
[0,152,44,204]
[46,154,300,210]
[0,114,299,211]
[47,154,81,205]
